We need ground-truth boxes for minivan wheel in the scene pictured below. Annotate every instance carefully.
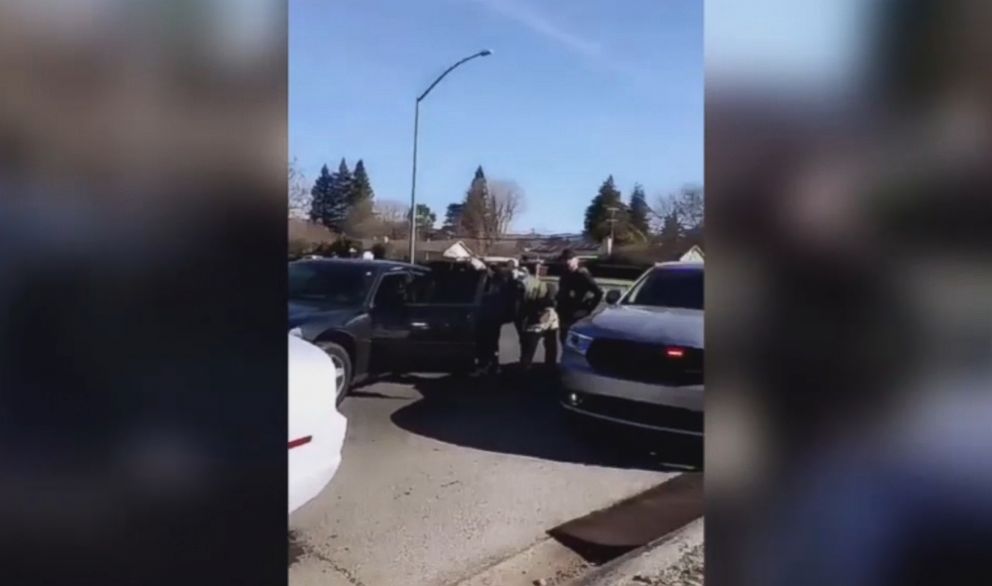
[316,341,352,400]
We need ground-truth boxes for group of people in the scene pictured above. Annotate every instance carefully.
[474,249,603,377]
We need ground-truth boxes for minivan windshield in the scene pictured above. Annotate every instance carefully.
[623,267,703,310]
[288,262,376,306]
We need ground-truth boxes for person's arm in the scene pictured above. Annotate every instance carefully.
[540,283,558,309]
[582,270,603,308]
[554,277,565,307]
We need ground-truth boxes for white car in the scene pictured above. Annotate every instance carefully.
[289,335,348,514]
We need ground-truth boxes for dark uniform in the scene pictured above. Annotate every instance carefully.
[555,266,603,343]
[475,264,519,375]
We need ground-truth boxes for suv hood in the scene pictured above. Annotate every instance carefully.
[575,304,703,348]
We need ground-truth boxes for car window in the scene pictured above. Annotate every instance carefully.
[623,267,703,310]
[409,266,483,305]
[288,262,376,305]
[373,273,409,309]
[407,272,436,303]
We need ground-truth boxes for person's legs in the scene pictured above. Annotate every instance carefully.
[543,329,559,366]
[519,331,539,369]
[515,320,528,364]
[559,318,573,345]
[475,318,497,373]
[486,321,501,373]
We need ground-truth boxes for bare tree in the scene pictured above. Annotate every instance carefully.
[486,180,525,237]
[676,185,704,231]
[343,198,379,238]
[288,158,310,219]
[373,199,410,240]
[375,199,409,223]
[651,192,677,231]
[651,185,704,232]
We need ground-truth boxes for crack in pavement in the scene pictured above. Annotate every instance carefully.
[290,530,367,586]
[304,547,367,586]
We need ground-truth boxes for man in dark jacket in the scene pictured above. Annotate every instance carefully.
[474,264,504,376]
[474,261,525,376]
[555,249,603,343]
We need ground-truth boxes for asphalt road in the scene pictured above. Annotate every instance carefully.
[289,325,690,586]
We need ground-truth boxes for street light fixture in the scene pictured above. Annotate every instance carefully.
[408,49,493,262]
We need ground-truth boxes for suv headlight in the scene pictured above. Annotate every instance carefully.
[288,326,303,338]
[565,331,593,355]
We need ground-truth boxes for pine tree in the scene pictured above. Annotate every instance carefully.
[583,175,629,243]
[324,158,352,232]
[345,159,375,236]
[629,183,651,242]
[349,159,375,206]
[460,165,490,239]
[309,164,335,226]
[442,203,465,236]
[411,204,436,240]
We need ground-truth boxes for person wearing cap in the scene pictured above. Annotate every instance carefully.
[555,249,603,345]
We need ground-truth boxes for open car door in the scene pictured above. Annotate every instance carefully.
[370,262,488,374]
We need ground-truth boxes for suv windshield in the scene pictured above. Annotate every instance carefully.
[623,267,703,310]
[288,262,376,305]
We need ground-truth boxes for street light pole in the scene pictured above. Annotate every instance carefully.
[408,49,492,263]
[606,206,619,256]
[409,101,421,261]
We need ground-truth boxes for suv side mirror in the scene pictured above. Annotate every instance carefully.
[605,289,621,305]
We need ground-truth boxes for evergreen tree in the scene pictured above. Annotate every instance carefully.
[583,175,629,243]
[349,159,375,206]
[408,204,436,240]
[460,165,490,239]
[442,202,465,236]
[309,164,335,226]
[629,183,651,241]
[344,159,375,235]
[324,158,352,232]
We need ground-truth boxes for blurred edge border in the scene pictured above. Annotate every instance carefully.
[0,1,288,585]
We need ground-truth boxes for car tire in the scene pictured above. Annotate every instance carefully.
[316,341,352,400]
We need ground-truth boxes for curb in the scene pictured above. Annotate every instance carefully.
[564,518,703,586]
[454,536,590,586]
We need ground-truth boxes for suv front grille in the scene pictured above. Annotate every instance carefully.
[585,338,703,386]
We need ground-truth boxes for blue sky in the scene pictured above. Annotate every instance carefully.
[290,0,702,234]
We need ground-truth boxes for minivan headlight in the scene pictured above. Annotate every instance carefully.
[565,331,593,355]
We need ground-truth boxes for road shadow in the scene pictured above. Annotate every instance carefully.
[389,369,701,472]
